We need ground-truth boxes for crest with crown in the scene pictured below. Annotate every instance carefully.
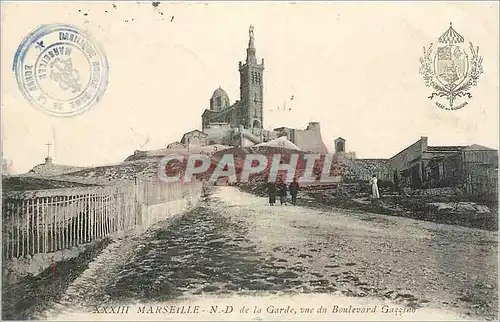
[419,23,483,110]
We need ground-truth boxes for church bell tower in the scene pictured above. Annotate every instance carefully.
[238,25,264,129]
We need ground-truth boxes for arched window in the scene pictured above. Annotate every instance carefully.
[336,141,345,153]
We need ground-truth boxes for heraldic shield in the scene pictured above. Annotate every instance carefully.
[419,23,484,110]
[434,45,469,88]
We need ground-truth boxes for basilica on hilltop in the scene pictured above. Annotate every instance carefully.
[166,26,329,153]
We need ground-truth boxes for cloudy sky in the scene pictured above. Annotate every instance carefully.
[2,2,498,174]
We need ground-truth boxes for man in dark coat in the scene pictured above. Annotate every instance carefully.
[289,178,299,205]
[268,182,277,206]
[278,181,288,205]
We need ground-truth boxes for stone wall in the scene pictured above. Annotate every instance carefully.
[292,122,329,153]
[29,162,84,177]
[167,142,184,149]
[140,182,203,230]
[352,159,393,181]
[335,154,393,182]
[181,130,209,146]
[409,187,464,197]
[204,124,232,146]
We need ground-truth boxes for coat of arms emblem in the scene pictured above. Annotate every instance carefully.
[419,23,483,110]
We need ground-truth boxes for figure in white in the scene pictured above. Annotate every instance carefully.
[370,174,380,199]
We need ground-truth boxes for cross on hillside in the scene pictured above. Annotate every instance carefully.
[45,142,52,158]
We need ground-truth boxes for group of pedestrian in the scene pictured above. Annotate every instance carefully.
[267,174,380,206]
[267,178,300,206]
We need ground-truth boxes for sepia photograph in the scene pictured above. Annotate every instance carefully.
[1,1,498,321]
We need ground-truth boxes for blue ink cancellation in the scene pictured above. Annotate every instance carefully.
[13,24,109,116]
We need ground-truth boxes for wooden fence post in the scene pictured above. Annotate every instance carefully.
[97,192,100,238]
[92,193,96,240]
[117,191,122,231]
[16,200,20,258]
[82,194,86,242]
[95,193,99,239]
[123,191,127,229]
[63,196,67,249]
[24,199,27,256]
[107,192,111,235]
[43,198,48,252]
[10,201,14,259]
[42,197,46,253]
[6,200,9,259]
[26,199,30,256]
[99,191,103,238]
[107,193,111,236]
[32,198,36,255]
[68,196,73,248]
[55,196,59,251]
[36,198,40,254]
[74,195,78,246]
[102,191,106,238]
[113,190,118,233]
[64,195,69,250]
[85,193,90,242]
[61,196,65,250]
[19,200,23,257]
[78,195,82,245]
[73,195,78,246]
[89,194,94,242]
[6,200,11,259]
[104,191,108,236]
[127,188,131,228]
[59,196,63,250]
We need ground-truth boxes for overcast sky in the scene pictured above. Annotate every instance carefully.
[2,2,498,174]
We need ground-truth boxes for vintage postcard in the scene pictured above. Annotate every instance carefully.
[1,1,498,321]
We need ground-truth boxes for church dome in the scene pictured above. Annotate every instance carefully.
[210,86,230,111]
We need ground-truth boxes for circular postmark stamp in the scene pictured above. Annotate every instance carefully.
[13,24,109,117]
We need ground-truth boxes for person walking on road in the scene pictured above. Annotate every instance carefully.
[268,182,277,206]
[370,174,380,199]
[278,181,288,205]
[289,178,300,205]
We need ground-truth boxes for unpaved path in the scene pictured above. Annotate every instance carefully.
[37,186,496,321]
[210,187,498,320]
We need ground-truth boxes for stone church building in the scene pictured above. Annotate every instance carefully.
[169,26,329,153]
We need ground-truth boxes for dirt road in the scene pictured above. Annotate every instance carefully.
[38,186,497,321]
